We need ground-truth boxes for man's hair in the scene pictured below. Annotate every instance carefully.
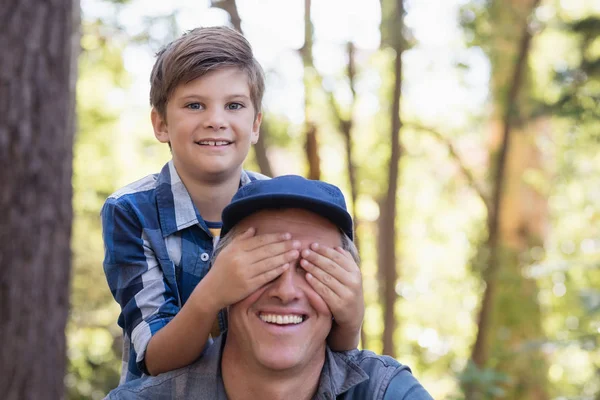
[212,225,360,268]
[149,26,265,119]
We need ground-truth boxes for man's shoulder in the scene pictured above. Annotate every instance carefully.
[343,348,406,371]
[106,337,224,400]
[106,367,188,399]
[337,350,432,399]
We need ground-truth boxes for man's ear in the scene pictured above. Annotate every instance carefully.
[250,112,262,145]
[151,108,169,143]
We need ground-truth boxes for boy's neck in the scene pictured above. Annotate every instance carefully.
[177,166,243,223]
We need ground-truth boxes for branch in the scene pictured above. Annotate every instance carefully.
[317,46,354,135]
[405,122,491,210]
[210,0,243,33]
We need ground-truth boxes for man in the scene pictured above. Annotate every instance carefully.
[106,175,433,400]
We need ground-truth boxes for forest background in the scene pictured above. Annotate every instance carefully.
[2,0,599,399]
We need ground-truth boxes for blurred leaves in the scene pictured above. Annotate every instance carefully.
[454,361,511,400]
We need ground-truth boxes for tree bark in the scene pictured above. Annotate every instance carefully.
[300,0,321,180]
[211,0,275,177]
[378,0,405,358]
[0,0,79,399]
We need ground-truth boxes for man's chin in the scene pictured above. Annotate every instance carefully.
[256,353,303,372]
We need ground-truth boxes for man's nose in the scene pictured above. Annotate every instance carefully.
[267,264,302,303]
[203,107,227,130]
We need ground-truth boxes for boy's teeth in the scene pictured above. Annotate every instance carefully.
[199,140,230,146]
[259,313,304,325]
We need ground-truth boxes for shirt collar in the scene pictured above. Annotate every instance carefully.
[314,347,370,397]
[156,161,254,237]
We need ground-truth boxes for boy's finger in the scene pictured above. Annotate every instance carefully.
[301,259,345,299]
[233,227,255,242]
[253,263,290,287]
[250,249,300,277]
[335,246,355,262]
[300,248,350,285]
[242,232,292,251]
[247,240,301,264]
[308,243,355,272]
[305,271,343,308]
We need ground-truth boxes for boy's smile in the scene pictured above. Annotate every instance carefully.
[152,66,262,183]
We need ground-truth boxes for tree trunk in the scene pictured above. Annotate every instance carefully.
[300,0,321,180]
[378,0,405,358]
[211,0,275,177]
[341,42,360,255]
[255,127,274,177]
[0,0,79,399]
[340,42,365,347]
[467,0,548,398]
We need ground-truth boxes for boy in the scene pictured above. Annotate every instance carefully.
[101,26,364,384]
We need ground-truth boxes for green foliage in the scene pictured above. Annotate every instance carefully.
[541,16,600,121]
[569,17,600,39]
[454,361,511,400]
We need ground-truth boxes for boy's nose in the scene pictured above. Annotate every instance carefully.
[203,108,227,130]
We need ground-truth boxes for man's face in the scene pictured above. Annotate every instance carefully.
[226,208,340,372]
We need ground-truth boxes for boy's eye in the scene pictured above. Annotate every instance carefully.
[186,102,202,110]
[227,102,244,110]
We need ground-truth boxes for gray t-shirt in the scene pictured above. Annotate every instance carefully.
[106,333,433,400]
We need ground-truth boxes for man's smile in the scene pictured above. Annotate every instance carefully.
[258,312,307,325]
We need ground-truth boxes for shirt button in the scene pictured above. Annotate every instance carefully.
[200,252,210,262]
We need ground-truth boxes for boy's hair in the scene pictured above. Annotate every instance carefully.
[150,26,265,119]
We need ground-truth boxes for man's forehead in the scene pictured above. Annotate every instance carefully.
[238,208,341,244]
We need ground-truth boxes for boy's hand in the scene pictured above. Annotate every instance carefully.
[204,227,301,310]
[300,243,364,348]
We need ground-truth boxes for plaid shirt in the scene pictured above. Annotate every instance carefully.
[101,160,268,383]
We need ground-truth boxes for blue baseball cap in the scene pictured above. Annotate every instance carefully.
[222,175,353,240]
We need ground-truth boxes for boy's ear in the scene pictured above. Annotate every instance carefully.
[151,108,170,143]
[251,112,262,145]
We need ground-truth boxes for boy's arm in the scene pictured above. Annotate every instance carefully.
[103,198,221,376]
[144,278,220,375]
[102,199,197,376]
[328,322,361,351]
[145,228,301,375]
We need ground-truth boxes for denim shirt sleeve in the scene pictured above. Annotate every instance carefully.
[101,198,180,373]
[383,369,434,400]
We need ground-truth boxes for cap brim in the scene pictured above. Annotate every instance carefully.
[222,194,353,240]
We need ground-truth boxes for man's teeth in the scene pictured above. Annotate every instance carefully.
[198,140,230,146]
[259,314,304,325]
